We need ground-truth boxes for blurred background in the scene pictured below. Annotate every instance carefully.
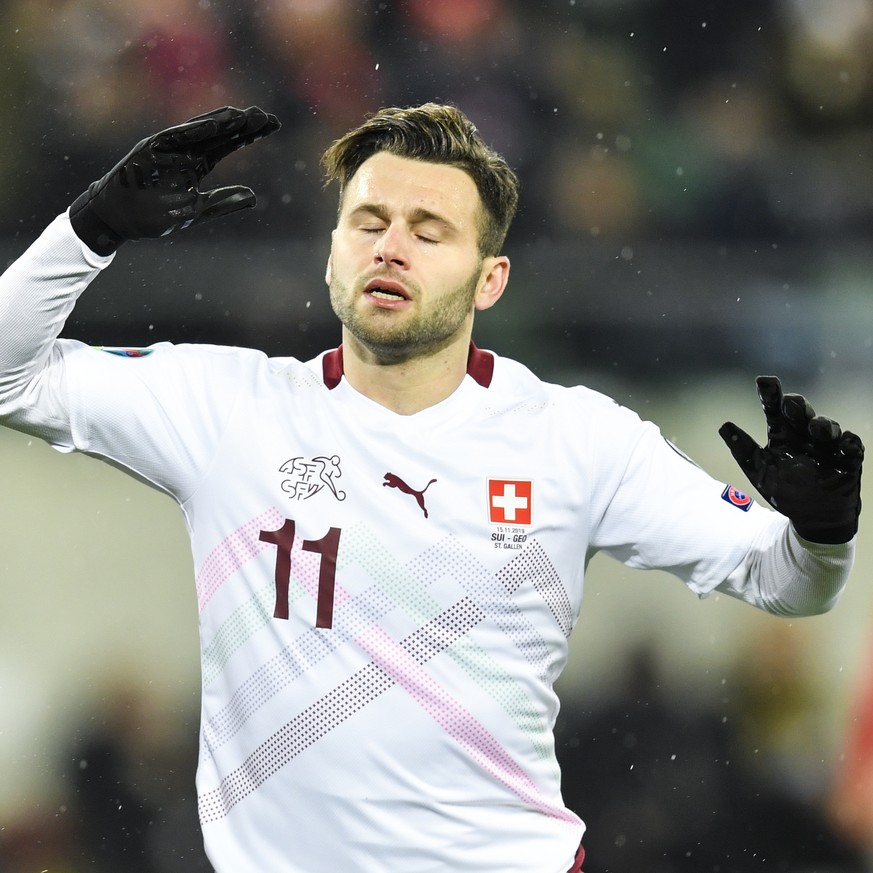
[2,0,873,870]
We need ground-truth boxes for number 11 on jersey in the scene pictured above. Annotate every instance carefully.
[259,519,342,628]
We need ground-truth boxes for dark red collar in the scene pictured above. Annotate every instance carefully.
[322,342,494,389]
[322,345,345,389]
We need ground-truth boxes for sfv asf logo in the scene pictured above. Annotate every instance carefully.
[280,455,346,501]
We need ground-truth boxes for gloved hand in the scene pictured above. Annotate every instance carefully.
[69,105,281,255]
[719,376,863,544]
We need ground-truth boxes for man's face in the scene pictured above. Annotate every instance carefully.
[326,151,493,363]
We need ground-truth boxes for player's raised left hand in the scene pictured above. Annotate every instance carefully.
[69,105,281,255]
[719,376,863,544]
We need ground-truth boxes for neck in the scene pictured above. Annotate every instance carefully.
[340,330,472,415]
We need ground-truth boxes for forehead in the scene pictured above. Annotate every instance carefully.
[341,152,481,228]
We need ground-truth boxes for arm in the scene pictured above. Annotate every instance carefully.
[0,214,113,444]
[716,519,853,616]
[0,106,280,444]
[589,380,859,616]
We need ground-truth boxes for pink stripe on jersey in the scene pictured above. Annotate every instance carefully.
[196,508,286,611]
[198,598,578,826]
[357,624,578,826]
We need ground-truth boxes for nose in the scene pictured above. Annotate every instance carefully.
[374,224,409,269]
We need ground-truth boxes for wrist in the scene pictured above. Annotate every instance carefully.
[68,191,125,256]
[791,517,858,545]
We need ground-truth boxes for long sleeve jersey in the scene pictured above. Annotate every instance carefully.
[0,213,855,873]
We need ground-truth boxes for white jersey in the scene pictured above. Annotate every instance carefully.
[0,215,855,873]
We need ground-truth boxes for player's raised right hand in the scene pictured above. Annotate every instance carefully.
[69,106,281,255]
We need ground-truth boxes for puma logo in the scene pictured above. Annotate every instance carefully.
[383,472,437,518]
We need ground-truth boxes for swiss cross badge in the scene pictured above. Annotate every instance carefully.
[488,479,532,525]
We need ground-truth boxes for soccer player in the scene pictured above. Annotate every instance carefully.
[0,104,863,873]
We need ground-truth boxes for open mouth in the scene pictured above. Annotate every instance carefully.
[364,278,410,302]
[370,288,406,301]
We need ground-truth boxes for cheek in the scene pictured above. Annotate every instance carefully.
[325,245,350,287]
[329,238,365,276]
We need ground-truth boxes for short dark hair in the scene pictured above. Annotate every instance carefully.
[320,103,519,257]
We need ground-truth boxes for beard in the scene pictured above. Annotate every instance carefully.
[329,264,482,364]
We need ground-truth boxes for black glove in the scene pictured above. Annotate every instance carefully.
[719,376,863,544]
[69,106,281,255]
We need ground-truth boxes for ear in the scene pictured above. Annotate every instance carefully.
[474,256,510,312]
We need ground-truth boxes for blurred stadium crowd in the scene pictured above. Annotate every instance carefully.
[2,1,873,871]
[3,0,873,244]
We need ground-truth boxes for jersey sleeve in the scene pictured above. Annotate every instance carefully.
[588,406,853,614]
[589,407,782,594]
[0,212,114,444]
[0,211,246,503]
[58,340,248,501]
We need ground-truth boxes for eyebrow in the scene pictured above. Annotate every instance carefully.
[348,203,459,234]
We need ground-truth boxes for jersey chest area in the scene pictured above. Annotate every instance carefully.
[227,401,583,550]
[191,387,588,639]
